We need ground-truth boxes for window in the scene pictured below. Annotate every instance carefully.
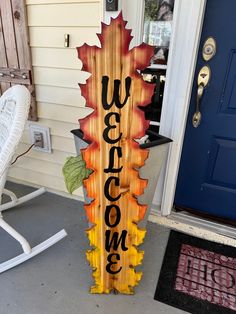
[141,0,175,126]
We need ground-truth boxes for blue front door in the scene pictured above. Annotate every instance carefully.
[175,0,236,221]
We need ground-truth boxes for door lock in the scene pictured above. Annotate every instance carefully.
[202,37,216,61]
[192,66,211,128]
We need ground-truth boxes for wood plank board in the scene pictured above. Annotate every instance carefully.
[8,166,84,197]
[20,132,76,153]
[0,11,10,94]
[27,3,101,27]
[26,0,100,4]
[29,27,100,48]
[77,14,155,294]
[0,0,19,68]
[16,142,76,164]
[12,0,31,68]
[37,102,92,123]
[11,0,37,120]
[0,13,7,68]
[0,0,37,120]
[22,127,73,144]
[14,156,64,178]
[33,67,91,88]
[31,47,82,69]
[35,85,85,107]
[26,118,79,138]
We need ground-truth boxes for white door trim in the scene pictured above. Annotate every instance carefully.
[121,0,145,48]
[104,0,207,216]
[159,0,207,215]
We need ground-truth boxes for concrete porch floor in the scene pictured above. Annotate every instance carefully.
[0,182,186,314]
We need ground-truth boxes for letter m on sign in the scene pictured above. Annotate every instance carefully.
[105,230,128,252]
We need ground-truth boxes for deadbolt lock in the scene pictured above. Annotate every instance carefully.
[202,37,216,61]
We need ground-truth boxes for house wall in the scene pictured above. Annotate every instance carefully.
[8,0,103,199]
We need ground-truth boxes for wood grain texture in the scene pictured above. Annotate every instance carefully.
[0,10,10,94]
[12,0,31,68]
[77,14,154,294]
[0,67,31,85]
[0,13,7,68]
[12,0,37,120]
[0,0,19,68]
[0,0,37,120]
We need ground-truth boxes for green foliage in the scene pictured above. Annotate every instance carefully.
[144,0,159,21]
[62,155,93,194]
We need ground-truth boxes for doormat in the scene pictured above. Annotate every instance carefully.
[154,231,236,313]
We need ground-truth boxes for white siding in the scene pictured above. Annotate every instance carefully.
[8,0,103,198]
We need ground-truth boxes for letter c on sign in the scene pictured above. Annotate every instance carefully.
[104,176,121,201]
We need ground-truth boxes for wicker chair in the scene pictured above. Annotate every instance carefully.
[0,85,67,273]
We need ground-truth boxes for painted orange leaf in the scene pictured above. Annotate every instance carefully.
[77,13,154,294]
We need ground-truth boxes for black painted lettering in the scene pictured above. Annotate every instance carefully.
[104,176,121,201]
[105,230,128,252]
[105,205,121,228]
[103,112,122,144]
[104,146,123,173]
[102,76,131,110]
[106,253,122,274]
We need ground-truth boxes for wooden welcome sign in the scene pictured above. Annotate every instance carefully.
[77,13,154,294]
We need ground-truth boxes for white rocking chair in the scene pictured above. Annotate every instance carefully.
[0,85,67,273]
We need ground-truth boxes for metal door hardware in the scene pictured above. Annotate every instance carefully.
[203,37,216,61]
[192,66,211,128]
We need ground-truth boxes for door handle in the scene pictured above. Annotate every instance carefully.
[192,83,204,128]
[192,65,211,128]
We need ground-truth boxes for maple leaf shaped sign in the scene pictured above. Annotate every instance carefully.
[77,13,154,294]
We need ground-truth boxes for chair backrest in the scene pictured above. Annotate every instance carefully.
[0,85,31,194]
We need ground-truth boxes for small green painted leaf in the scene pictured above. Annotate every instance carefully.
[62,155,93,194]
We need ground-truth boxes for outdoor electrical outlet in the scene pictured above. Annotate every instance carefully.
[29,124,52,153]
[34,132,44,148]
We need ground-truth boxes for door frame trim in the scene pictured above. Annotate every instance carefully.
[104,0,207,215]
[160,0,207,215]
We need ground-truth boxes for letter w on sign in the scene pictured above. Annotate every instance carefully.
[77,13,154,294]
